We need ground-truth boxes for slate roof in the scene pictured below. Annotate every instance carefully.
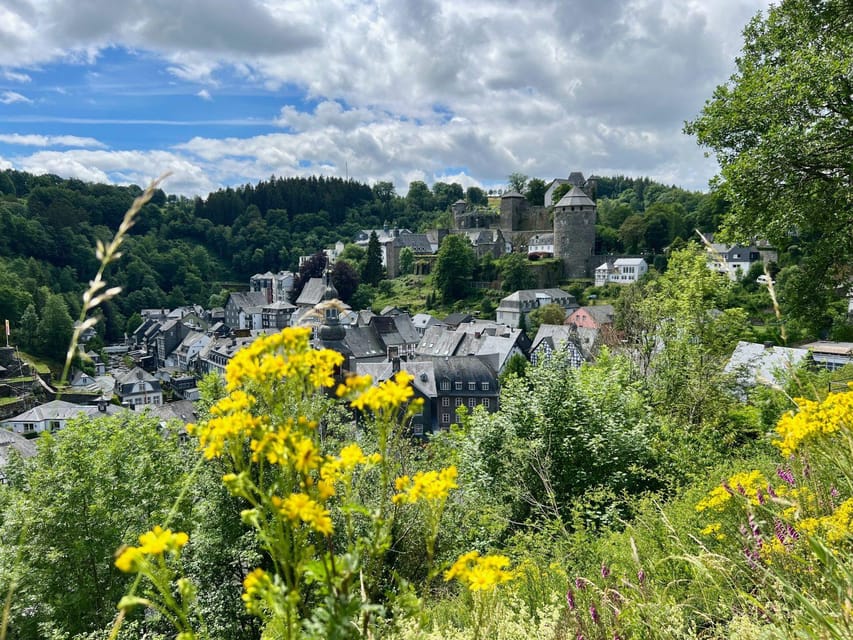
[427,356,498,387]
[554,185,595,208]
[393,233,433,253]
[443,312,474,328]
[531,324,577,353]
[115,367,158,386]
[3,400,125,424]
[369,315,421,348]
[501,191,525,199]
[356,361,437,398]
[295,278,327,307]
[0,428,37,469]
[228,291,268,311]
[725,341,809,387]
[584,305,615,325]
[417,325,466,357]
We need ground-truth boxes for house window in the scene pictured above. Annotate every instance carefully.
[483,398,490,409]
[468,382,476,391]
[50,420,60,432]
[454,381,463,390]
[468,398,476,408]
[440,380,450,391]
[481,382,489,391]
[441,413,450,424]
[23,423,35,433]
[442,397,450,407]
[455,398,463,407]
[413,423,424,436]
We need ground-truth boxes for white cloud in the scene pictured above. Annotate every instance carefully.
[18,150,219,196]
[0,91,32,104]
[0,0,773,193]
[2,69,31,83]
[0,133,106,148]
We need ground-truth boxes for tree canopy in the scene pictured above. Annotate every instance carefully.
[434,234,475,303]
[686,0,853,296]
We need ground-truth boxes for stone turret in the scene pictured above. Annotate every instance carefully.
[499,191,525,230]
[553,186,596,279]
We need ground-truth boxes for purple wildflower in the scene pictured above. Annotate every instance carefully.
[744,547,760,569]
[767,484,778,499]
[774,519,786,545]
[757,488,766,505]
[776,466,795,487]
[787,524,799,541]
[737,483,746,496]
[748,513,762,546]
[802,462,810,478]
[575,577,586,590]
[637,569,645,585]
[601,563,610,579]
[566,589,575,611]
[722,479,734,494]
[590,604,600,624]
[831,486,840,500]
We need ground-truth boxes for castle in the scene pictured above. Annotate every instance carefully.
[451,171,598,279]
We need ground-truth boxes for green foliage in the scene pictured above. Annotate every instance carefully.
[362,230,384,286]
[526,303,565,337]
[686,0,852,333]
[0,414,191,639]
[524,178,546,206]
[398,247,414,276]
[499,253,535,292]
[434,235,475,303]
[35,294,74,359]
[506,173,527,194]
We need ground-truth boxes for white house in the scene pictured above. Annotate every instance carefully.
[115,367,164,408]
[2,400,123,436]
[594,258,648,286]
[495,288,578,329]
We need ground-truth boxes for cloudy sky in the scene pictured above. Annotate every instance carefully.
[0,0,770,197]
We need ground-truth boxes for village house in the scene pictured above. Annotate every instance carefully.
[2,399,122,436]
[594,258,648,286]
[495,289,578,329]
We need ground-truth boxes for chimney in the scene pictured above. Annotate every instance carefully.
[389,345,400,373]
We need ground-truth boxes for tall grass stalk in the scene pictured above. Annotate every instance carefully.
[59,174,170,389]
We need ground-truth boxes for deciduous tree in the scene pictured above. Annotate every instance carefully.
[434,234,475,303]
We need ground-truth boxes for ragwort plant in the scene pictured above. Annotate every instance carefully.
[692,385,853,635]
[113,327,465,639]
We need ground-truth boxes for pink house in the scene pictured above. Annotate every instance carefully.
[565,305,615,330]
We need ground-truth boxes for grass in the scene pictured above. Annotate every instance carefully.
[0,397,23,407]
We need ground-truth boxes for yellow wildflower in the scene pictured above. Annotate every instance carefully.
[393,466,458,505]
[774,389,853,456]
[114,526,189,573]
[242,568,275,615]
[696,470,768,512]
[291,436,321,473]
[444,550,514,592]
[350,371,415,413]
[272,493,333,536]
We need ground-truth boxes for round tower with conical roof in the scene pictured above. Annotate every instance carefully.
[553,186,596,279]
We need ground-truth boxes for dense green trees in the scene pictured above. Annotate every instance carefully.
[434,234,475,303]
[0,414,192,639]
[499,252,535,292]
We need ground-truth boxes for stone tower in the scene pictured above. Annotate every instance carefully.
[553,186,596,279]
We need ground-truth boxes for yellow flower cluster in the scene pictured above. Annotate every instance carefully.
[188,411,265,459]
[393,466,458,505]
[223,327,343,393]
[115,525,189,573]
[242,568,275,615]
[444,550,514,592]
[321,444,381,483]
[700,522,727,541]
[272,493,333,535]
[774,388,853,456]
[348,371,416,413]
[696,469,769,512]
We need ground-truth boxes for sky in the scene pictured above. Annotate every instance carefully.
[0,0,772,198]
